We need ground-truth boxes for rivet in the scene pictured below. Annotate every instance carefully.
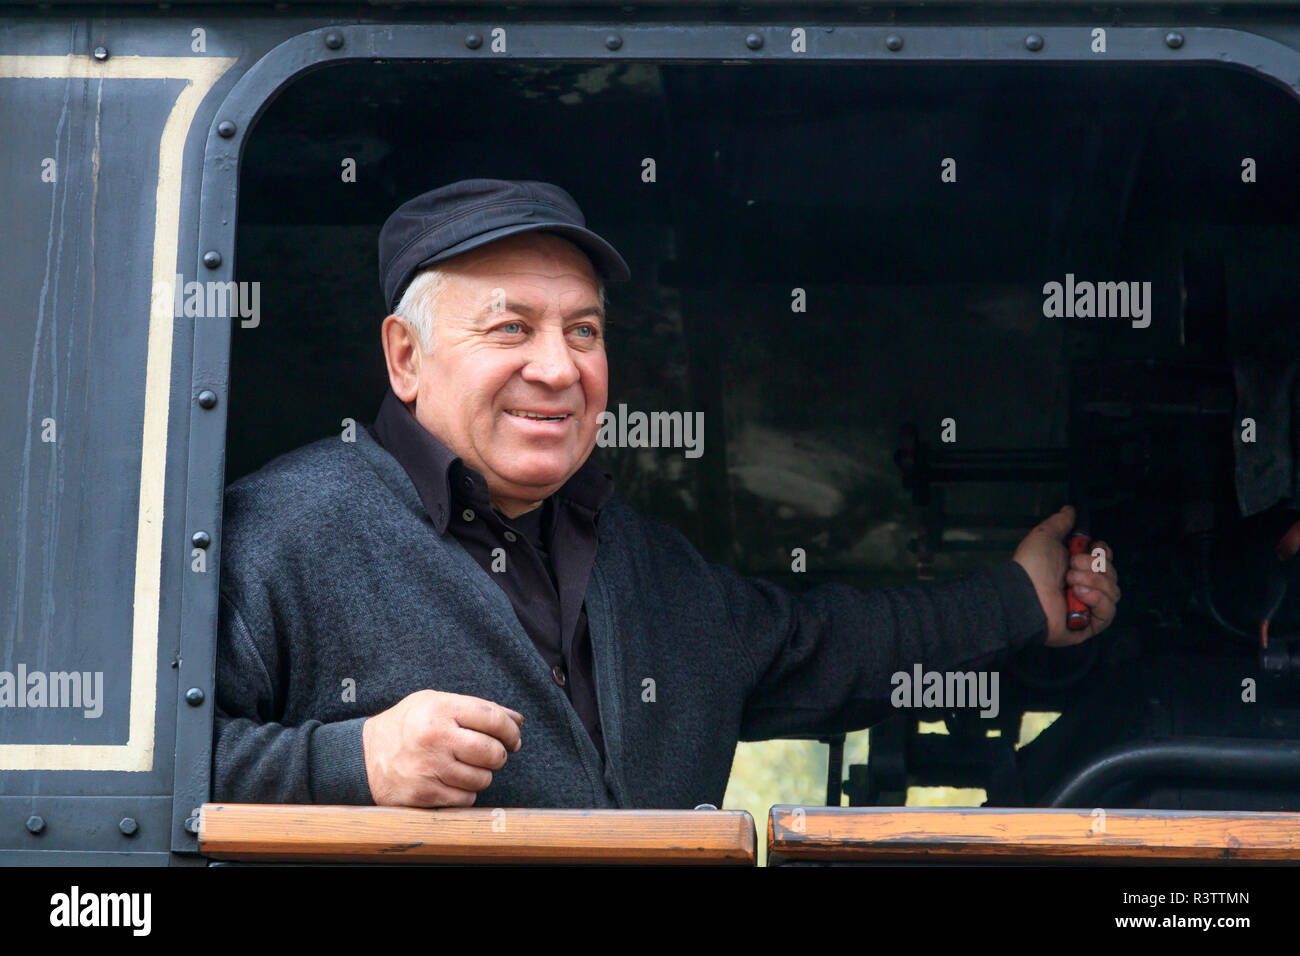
[197,390,218,409]
[93,46,108,61]
[1025,34,1044,52]
[605,34,622,51]
[885,34,903,52]
[191,531,211,549]
[119,818,138,837]
[745,33,763,50]
[465,33,483,50]
[1165,31,1184,49]
[185,687,205,706]
[25,815,45,834]
[202,250,222,269]
[324,32,344,51]
[217,120,236,138]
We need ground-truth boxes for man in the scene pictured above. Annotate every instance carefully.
[213,178,1120,808]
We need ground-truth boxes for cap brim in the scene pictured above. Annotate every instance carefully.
[414,221,631,285]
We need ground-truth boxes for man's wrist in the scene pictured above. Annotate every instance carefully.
[308,716,376,805]
[989,559,1049,650]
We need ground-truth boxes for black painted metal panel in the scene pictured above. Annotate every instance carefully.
[0,796,172,853]
[0,22,265,862]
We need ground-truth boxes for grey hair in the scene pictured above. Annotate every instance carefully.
[394,265,608,353]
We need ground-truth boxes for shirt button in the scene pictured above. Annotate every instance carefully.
[462,476,474,491]
[551,665,567,687]
[503,530,517,542]
[461,508,475,522]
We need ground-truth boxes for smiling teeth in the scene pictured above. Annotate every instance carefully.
[507,410,567,421]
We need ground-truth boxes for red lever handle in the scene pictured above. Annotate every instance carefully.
[1066,531,1092,631]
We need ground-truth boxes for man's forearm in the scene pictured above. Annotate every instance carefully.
[731,559,1048,740]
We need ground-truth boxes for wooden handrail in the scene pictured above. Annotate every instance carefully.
[199,804,757,865]
[768,806,1300,864]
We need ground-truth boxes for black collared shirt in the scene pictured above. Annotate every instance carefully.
[367,388,613,760]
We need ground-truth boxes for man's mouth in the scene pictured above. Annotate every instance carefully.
[505,409,571,423]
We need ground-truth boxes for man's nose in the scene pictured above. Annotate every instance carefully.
[521,328,581,389]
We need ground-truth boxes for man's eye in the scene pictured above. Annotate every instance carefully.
[501,322,523,334]
[574,325,595,338]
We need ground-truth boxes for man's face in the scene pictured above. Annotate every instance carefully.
[396,233,608,514]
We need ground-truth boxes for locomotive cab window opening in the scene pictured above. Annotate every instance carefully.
[224,60,1300,823]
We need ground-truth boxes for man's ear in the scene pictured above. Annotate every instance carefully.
[381,314,421,403]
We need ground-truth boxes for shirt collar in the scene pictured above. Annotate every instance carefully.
[369,387,615,534]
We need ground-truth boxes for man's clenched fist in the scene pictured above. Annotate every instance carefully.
[362,690,523,807]
[1012,505,1121,648]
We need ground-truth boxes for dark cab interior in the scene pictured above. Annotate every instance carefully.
[227,58,1300,810]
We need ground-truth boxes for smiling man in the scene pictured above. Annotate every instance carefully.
[212,178,1120,809]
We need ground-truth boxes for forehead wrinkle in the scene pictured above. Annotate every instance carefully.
[444,240,602,329]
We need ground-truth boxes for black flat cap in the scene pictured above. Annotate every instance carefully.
[379,178,631,314]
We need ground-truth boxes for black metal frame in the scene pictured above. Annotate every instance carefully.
[175,20,1300,859]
